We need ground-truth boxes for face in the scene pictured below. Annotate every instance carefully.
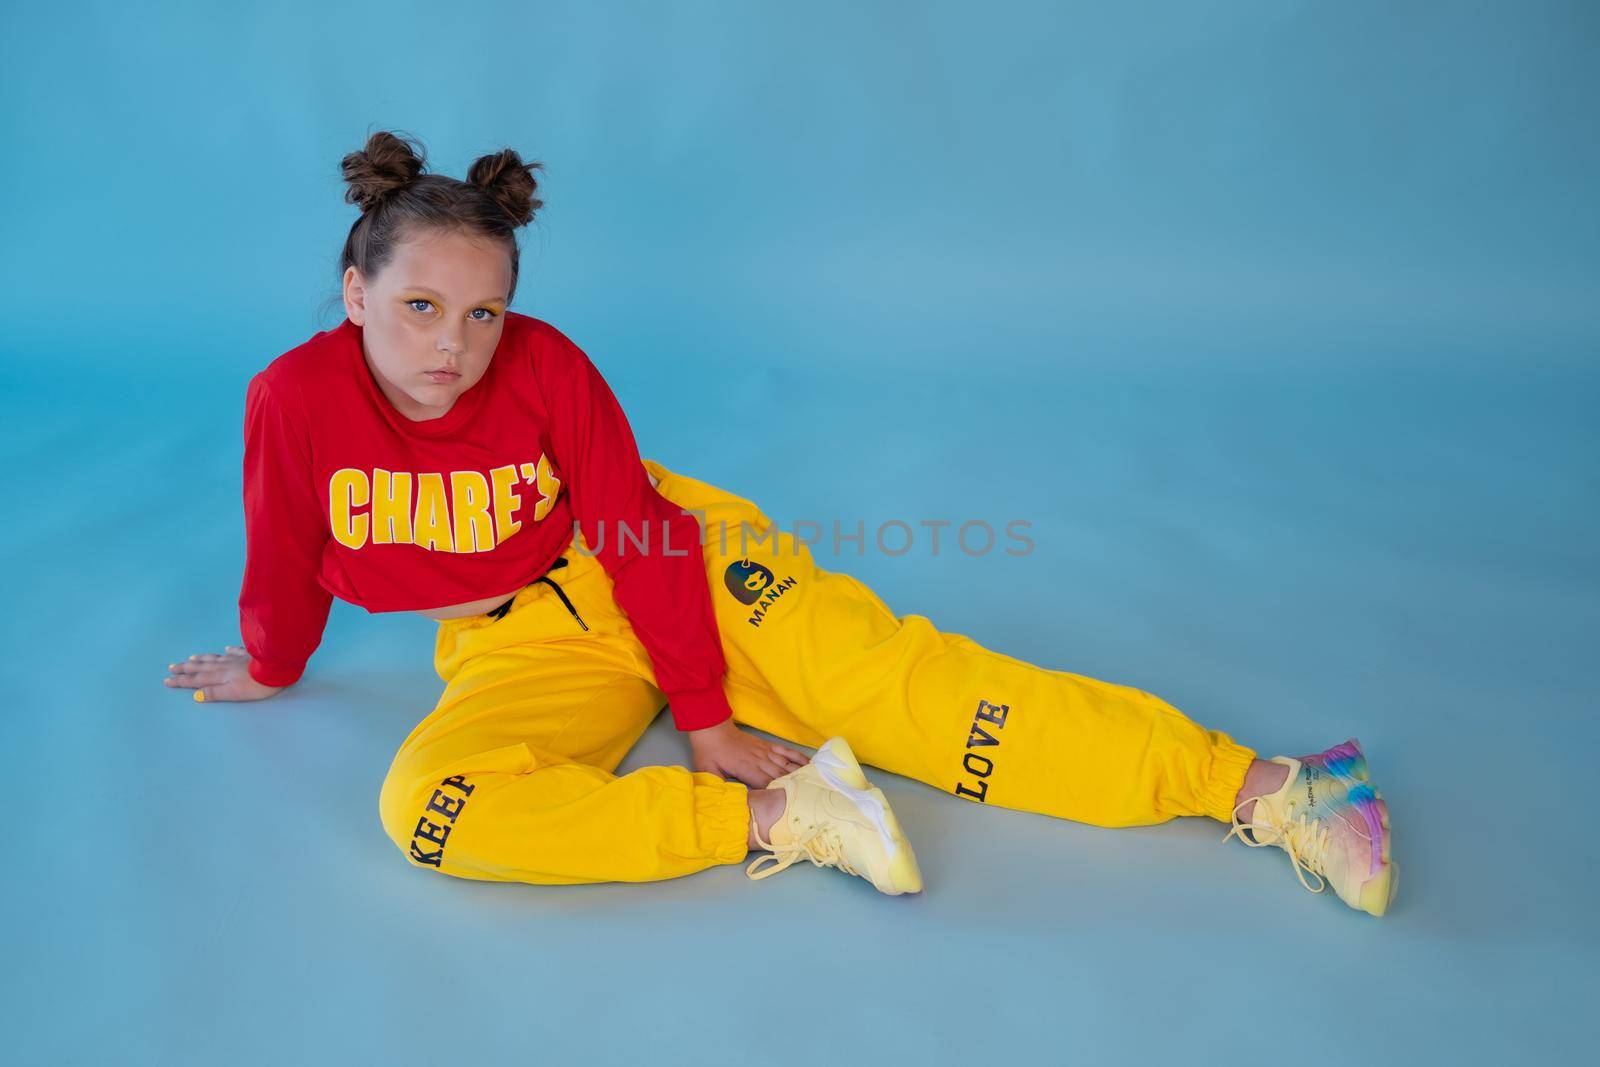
[343,228,513,422]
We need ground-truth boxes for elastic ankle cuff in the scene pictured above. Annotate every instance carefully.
[702,777,751,864]
[1202,733,1258,823]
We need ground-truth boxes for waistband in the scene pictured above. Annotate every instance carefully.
[483,553,590,632]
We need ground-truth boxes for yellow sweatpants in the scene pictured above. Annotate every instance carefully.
[377,458,1258,884]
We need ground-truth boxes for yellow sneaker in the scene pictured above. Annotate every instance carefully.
[745,736,924,895]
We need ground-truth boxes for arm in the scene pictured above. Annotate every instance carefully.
[165,371,332,702]
[237,372,334,689]
[536,327,734,731]
[535,327,808,785]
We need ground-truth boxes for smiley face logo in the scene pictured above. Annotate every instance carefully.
[723,558,774,605]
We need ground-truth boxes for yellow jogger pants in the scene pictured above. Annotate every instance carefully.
[377,458,1258,884]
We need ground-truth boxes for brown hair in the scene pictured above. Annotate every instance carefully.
[323,128,544,320]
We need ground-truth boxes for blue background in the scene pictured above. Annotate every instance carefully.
[3,1,1595,1063]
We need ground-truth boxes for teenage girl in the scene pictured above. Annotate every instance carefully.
[163,130,1398,915]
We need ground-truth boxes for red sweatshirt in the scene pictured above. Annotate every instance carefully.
[237,311,733,731]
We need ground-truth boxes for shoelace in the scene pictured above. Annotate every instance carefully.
[1222,796,1332,894]
[746,819,860,881]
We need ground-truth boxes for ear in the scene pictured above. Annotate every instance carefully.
[343,266,368,325]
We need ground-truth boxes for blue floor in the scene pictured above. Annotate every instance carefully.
[4,350,1594,1063]
[5,1,1597,1061]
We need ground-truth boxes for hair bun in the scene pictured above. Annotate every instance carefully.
[466,148,544,228]
[340,130,427,214]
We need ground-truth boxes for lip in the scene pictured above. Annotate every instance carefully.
[424,369,461,382]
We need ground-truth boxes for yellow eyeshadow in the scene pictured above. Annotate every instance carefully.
[402,295,504,312]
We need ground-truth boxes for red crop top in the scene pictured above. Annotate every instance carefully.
[236,311,733,731]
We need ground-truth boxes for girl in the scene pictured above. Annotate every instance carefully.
[164,130,1397,915]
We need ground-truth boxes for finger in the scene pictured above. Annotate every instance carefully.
[167,676,209,690]
[769,743,803,765]
[224,645,246,655]
[171,662,235,681]
[166,669,229,688]
[733,756,771,787]
[189,653,223,663]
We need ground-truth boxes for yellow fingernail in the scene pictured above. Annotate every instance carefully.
[168,663,178,670]
[194,691,206,702]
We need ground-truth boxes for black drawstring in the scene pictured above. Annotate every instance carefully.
[534,563,590,631]
[485,555,589,631]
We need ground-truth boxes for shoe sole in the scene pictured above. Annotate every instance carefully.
[1360,857,1399,916]
[1319,739,1397,917]
[860,784,924,894]
[813,737,924,894]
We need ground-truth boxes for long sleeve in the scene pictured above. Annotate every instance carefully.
[238,372,334,688]
[537,328,733,731]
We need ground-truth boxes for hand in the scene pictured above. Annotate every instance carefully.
[688,719,809,789]
[163,645,285,703]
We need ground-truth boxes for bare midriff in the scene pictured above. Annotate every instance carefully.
[414,594,518,622]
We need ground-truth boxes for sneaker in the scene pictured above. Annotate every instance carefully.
[1222,738,1398,916]
[745,736,924,895]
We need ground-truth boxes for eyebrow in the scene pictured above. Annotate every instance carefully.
[402,286,507,306]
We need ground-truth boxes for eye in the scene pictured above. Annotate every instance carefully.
[470,308,498,321]
[406,299,433,313]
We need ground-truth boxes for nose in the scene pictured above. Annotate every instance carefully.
[436,332,465,362]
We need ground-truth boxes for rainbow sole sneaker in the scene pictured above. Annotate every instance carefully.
[746,736,924,895]
[1222,738,1397,916]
